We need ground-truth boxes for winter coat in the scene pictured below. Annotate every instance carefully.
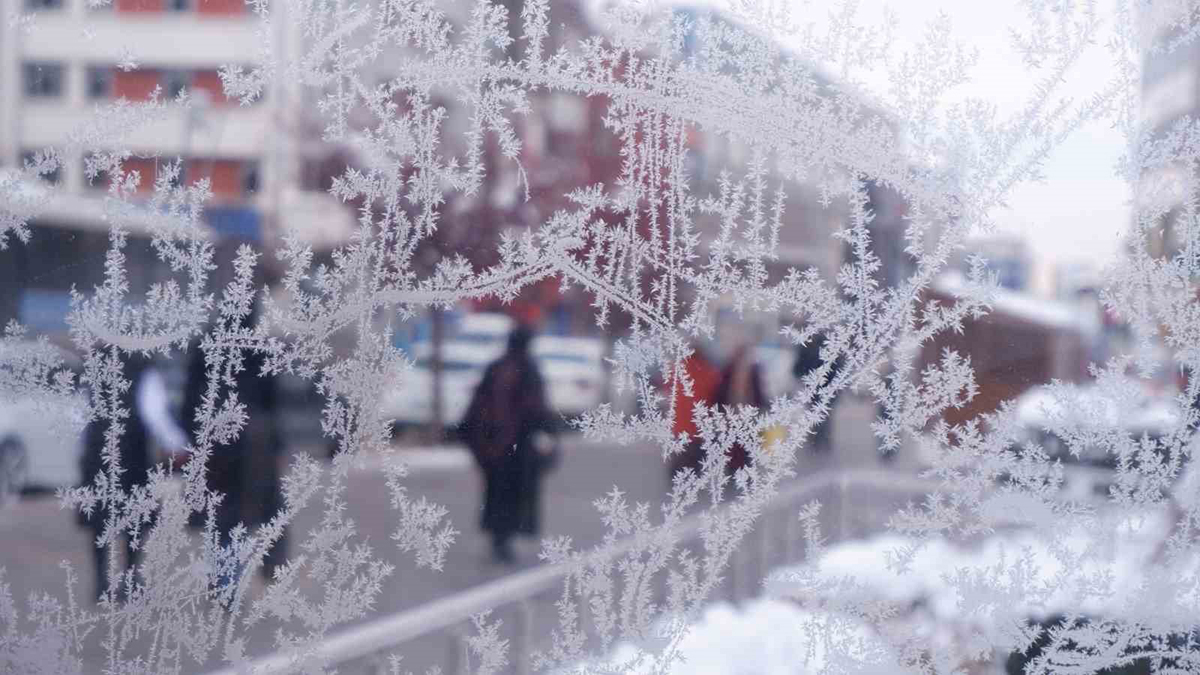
[461,350,554,538]
[713,352,767,475]
[667,353,720,479]
[672,353,720,439]
[181,344,284,537]
[78,355,153,530]
[793,334,844,448]
[794,333,849,388]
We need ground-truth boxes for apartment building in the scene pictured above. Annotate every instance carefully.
[1136,4,1200,261]
[0,0,350,332]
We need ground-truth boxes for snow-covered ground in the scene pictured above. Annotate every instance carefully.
[577,506,1200,674]
[767,510,1193,626]
[573,598,905,674]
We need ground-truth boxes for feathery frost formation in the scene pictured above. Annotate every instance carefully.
[2,0,1199,673]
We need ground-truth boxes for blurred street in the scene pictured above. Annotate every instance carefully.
[0,393,911,671]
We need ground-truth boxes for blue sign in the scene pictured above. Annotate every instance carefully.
[19,289,72,333]
[204,206,261,241]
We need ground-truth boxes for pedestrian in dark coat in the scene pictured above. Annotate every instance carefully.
[793,333,841,452]
[713,345,768,475]
[181,312,287,582]
[460,326,556,564]
[78,353,155,602]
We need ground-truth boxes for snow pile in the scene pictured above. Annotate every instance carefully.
[582,598,904,674]
[769,512,1195,628]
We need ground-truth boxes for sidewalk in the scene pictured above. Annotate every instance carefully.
[0,397,908,671]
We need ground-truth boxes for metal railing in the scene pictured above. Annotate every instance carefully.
[208,468,937,675]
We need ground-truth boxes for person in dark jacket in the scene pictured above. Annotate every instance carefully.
[181,307,287,584]
[793,333,841,453]
[460,325,556,564]
[79,352,183,602]
[713,344,768,476]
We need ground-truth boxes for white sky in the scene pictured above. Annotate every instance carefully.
[691,0,1135,290]
[896,1,1132,287]
[837,0,1132,286]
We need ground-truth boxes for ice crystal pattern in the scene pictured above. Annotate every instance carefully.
[2,0,1199,673]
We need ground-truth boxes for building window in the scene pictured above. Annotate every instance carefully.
[122,157,158,193]
[23,150,61,185]
[112,69,161,101]
[24,0,63,9]
[167,0,189,9]
[241,161,260,195]
[196,0,245,16]
[163,70,191,101]
[22,62,65,99]
[82,153,112,191]
[181,159,260,198]
[190,70,228,105]
[167,163,186,190]
[86,66,113,100]
[115,0,165,12]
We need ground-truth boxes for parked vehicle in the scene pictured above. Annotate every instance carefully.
[381,314,611,429]
[454,312,514,358]
[380,342,493,430]
[533,336,607,419]
[0,341,87,502]
[1010,377,1182,500]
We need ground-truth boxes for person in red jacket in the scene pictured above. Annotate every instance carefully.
[666,344,720,484]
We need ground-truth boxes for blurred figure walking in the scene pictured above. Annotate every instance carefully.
[666,344,720,485]
[461,326,557,565]
[79,353,187,602]
[875,362,898,464]
[182,306,288,586]
[714,344,767,475]
[793,334,841,453]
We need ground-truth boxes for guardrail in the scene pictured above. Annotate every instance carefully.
[208,468,938,675]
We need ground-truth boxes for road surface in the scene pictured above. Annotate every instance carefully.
[0,396,908,672]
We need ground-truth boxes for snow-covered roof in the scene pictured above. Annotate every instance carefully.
[933,271,1088,331]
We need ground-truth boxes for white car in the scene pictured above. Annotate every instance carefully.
[453,312,515,358]
[381,330,611,429]
[533,336,607,419]
[381,313,514,429]
[380,341,493,429]
[0,342,88,502]
[1011,378,1183,500]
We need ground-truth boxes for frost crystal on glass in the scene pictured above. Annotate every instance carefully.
[3,0,1200,673]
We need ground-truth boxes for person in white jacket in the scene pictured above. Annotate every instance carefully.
[137,363,189,463]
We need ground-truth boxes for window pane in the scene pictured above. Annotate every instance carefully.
[241,161,260,196]
[22,149,61,184]
[86,66,113,99]
[81,153,111,191]
[162,70,191,101]
[22,63,64,98]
